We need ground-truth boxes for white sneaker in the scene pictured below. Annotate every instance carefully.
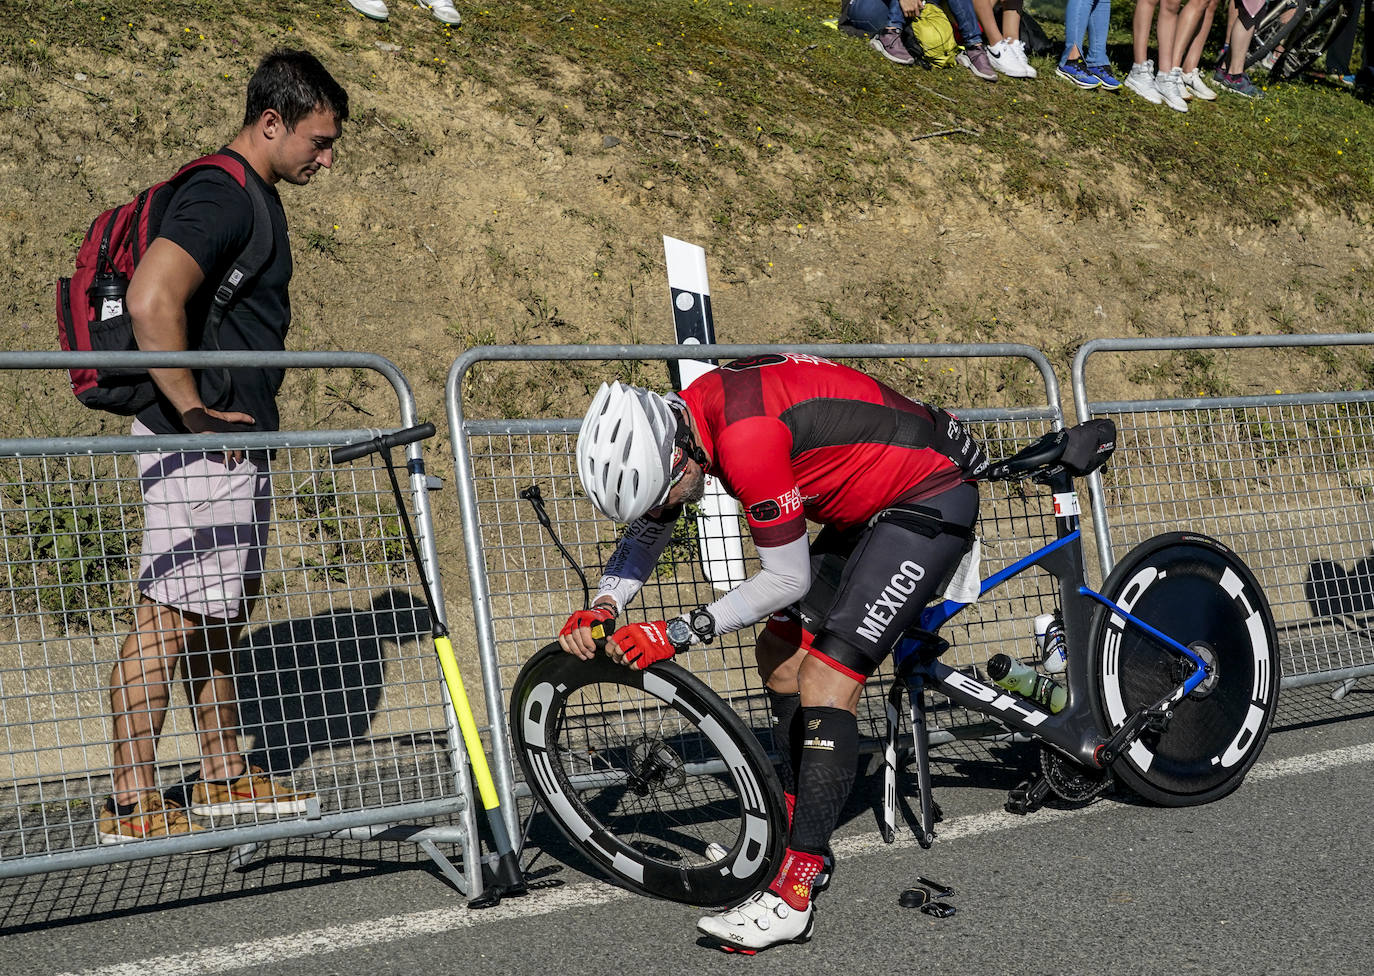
[696,891,814,953]
[1180,69,1218,101]
[346,0,390,20]
[1011,38,1038,78]
[1155,67,1189,112]
[987,38,1033,78]
[1124,61,1163,104]
[419,0,462,24]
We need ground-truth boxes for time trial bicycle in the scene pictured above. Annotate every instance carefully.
[508,420,1281,908]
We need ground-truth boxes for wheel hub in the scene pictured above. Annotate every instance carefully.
[626,736,686,795]
[1179,642,1220,699]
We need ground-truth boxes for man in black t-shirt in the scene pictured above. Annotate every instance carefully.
[98,50,349,846]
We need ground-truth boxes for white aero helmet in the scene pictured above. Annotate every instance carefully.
[576,381,680,523]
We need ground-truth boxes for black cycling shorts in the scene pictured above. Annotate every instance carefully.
[765,481,979,681]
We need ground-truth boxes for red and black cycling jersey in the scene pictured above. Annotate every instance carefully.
[678,353,987,549]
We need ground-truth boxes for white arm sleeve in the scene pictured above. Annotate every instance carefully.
[702,535,812,635]
[592,509,680,613]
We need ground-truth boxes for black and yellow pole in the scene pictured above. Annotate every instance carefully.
[333,424,525,907]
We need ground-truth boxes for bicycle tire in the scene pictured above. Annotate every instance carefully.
[1245,0,1309,69]
[1086,532,1280,807]
[1272,0,1357,79]
[510,642,788,907]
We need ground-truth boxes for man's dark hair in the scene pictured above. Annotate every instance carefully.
[243,48,349,130]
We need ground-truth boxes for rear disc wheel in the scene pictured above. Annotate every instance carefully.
[1088,533,1281,806]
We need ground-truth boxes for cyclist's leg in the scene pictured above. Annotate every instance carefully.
[758,630,804,819]
[790,483,979,868]
[700,485,978,948]
[754,527,861,817]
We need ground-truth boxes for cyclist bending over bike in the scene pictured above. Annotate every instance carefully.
[558,353,987,952]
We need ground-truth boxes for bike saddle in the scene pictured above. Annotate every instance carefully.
[985,429,1068,481]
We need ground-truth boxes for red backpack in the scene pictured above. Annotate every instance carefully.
[56,153,272,414]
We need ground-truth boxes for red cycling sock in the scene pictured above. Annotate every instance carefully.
[767,848,824,911]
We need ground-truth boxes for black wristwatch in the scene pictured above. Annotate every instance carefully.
[687,606,716,644]
[666,617,694,651]
[666,607,716,652]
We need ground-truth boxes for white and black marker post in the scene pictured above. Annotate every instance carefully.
[663,235,746,590]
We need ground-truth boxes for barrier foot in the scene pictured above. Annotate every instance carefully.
[417,837,472,895]
[227,842,262,869]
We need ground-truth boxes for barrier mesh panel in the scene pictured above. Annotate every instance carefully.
[1088,399,1374,681]
[0,443,459,863]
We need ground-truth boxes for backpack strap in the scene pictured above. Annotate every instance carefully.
[171,153,275,343]
[167,153,275,407]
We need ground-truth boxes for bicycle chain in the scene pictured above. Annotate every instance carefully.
[1040,745,1113,804]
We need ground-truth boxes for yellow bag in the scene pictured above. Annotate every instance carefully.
[909,4,961,68]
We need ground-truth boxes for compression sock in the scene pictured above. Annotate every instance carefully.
[767,848,825,910]
[789,706,859,858]
[765,688,802,815]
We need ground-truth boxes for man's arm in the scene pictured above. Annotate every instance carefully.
[127,238,255,433]
[607,418,815,669]
[557,508,681,659]
[700,534,812,635]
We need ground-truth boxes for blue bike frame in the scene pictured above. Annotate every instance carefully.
[911,530,1211,696]
[889,485,1209,774]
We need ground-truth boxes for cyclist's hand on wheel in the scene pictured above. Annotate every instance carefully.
[609,620,677,670]
[557,604,617,660]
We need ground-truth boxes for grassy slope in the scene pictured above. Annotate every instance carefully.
[6,2,1371,232]
[1,0,1372,422]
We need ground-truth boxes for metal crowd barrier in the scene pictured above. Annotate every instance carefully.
[0,351,481,896]
[445,343,1070,841]
[1074,334,1374,693]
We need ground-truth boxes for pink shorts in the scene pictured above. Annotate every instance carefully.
[133,420,272,620]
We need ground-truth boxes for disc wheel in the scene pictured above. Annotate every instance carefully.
[510,643,787,907]
[1087,533,1281,806]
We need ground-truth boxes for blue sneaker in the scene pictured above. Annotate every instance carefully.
[1085,64,1122,91]
[1056,59,1100,89]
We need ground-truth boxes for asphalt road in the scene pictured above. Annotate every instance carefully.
[4,681,1371,976]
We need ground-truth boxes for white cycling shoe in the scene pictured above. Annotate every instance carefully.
[696,891,815,954]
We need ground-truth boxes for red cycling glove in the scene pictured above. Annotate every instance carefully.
[560,605,617,638]
[611,620,677,670]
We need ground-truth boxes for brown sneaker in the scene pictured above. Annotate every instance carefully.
[190,766,313,817]
[96,792,203,845]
